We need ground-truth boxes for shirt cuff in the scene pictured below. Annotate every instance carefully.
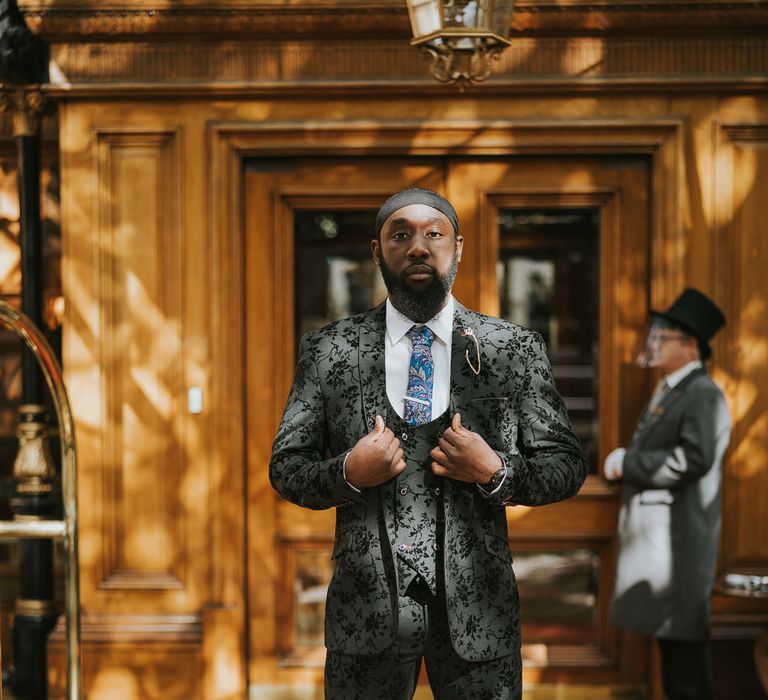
[604,447,626,480]
[342,450,362,493]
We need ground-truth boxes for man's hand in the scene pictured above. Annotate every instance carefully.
[431,413,502,484]
[603,447,626,481]
[344,415,406,490]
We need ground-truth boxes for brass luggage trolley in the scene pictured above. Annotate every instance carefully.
[0,300,82,700]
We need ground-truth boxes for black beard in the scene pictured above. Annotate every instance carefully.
[378,252,459,323]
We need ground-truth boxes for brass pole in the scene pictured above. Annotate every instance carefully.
[0,300,81,700]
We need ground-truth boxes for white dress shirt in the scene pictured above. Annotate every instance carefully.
[664,359,703,389]
[385,296,454,419]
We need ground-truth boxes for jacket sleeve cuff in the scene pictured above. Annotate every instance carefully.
[476,453,510,500]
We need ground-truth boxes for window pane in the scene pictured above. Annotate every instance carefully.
[498,208,600,471]
[294,210,386,346]
[294,548,332,648]
[515,549,599,645]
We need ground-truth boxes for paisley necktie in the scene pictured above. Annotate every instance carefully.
[404,325,435,426]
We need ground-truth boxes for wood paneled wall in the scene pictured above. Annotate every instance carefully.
[24,2,768,698]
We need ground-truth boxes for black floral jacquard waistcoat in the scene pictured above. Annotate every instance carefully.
[388,407,450,598]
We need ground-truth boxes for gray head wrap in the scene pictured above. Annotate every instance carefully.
[375,188,459,238]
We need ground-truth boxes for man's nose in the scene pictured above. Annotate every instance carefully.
[407,234,430,257]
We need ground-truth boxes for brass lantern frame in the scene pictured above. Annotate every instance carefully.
[405,0,514,86]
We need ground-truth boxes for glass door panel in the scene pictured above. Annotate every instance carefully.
[497,207,600,470]
[294,209,385,343]
[516,548,598,645]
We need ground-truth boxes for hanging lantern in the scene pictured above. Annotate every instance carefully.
[405,0,515,86]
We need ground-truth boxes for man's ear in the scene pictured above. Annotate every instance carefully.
[455,236,464,263]
[371,238,381,265]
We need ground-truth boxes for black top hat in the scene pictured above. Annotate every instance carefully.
[651,288,726,360]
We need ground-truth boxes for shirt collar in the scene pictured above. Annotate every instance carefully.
[665,359,703,388]
[386,295,454,346]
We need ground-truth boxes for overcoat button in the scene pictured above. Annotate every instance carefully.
[433,487,441,495]
[401,433,408,441]
[398,543,407,552]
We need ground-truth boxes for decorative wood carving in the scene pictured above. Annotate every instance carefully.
[46,36,768,91]
[21,1,768,40]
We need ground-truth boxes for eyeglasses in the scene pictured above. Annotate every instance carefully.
[649,333,689,346]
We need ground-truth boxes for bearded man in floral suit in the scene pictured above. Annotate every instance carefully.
[270,188,587,700]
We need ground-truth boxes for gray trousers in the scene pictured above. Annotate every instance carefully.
[324,583,521,700]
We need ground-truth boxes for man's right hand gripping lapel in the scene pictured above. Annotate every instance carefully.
[344,415,406,491]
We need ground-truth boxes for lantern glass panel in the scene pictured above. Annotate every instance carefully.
[443,0,482,29]
[447,35,482,51]
[407,0,443,37]
[491,0,515,38]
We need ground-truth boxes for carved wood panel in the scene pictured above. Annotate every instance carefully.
[95,129,188,592]
[716,122,768,573]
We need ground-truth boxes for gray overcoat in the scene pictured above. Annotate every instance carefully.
[610,367,731,640]
[270,301,587,661]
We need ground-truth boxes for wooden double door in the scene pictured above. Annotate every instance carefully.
[244,154,652,692]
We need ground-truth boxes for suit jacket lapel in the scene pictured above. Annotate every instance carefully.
[449,302,478,429]
[632,366,707,443]
[358,302,389,432]
[357,303,399,556]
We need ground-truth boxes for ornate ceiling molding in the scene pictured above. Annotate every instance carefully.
[22,2,768,42]
[23,6,410,41]
[44,35,768,95]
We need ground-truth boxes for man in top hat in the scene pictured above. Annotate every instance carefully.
[605,288,731,700]
[270,187,587,699]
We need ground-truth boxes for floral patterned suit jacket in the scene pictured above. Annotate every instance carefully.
[270,301,587,662]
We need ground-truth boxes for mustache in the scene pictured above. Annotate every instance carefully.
[403,263,437,275]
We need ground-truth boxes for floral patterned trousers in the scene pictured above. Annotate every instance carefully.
[324,582,521,700]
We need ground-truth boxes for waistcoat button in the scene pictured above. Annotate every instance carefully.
[433,486,441,495]
[399,486,409,496]
[401,432,408,441]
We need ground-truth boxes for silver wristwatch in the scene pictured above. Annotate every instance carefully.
[480,465,507,493]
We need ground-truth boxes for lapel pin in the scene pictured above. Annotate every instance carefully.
[461,328,481,376]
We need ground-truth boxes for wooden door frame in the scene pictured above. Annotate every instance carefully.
[206,117,685,688]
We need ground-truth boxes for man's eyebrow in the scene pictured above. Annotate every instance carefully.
[387,217,448,227]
